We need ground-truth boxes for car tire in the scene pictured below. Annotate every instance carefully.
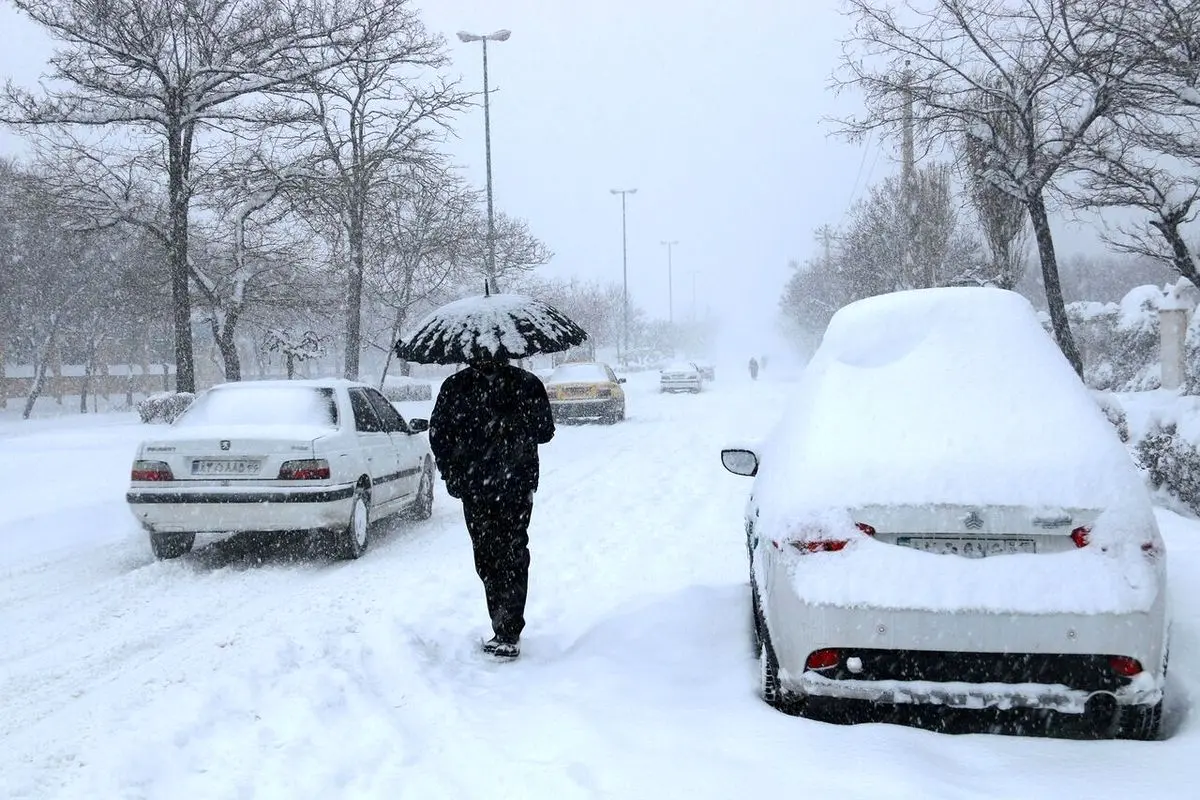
[150,532,195,560]
[760,626,784,710]
[407,461,434,520]
[1115,701,1164,740]
[750,583,764,656]
[337,485,371,560]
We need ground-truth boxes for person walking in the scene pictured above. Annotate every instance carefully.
[748,357,759,380]
[429,356,555,659]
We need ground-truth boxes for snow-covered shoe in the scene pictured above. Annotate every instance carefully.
[481,636,520,659]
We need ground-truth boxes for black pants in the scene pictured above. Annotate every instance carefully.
[462,491,534,641]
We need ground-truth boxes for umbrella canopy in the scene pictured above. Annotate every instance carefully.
[395,292,589,365]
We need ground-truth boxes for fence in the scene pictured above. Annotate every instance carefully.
[1,364,176,409]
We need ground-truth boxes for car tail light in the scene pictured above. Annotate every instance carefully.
[278,459,331,480]
[806,648,841,670]
[1108,655,1144,677]
[791,539,847,553]
[1070,526,1091,548]
[131,460,173,481]
[783,522,876,554]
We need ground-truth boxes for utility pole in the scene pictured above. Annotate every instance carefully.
[899,59,926,288]
[660,240,678,324]
[610,188,637,365]
[815,225,834,269]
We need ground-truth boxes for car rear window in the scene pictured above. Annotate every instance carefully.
[175,386,339,428]
[549,364,609,383]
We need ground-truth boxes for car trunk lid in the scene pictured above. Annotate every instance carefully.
[853,503,1100,557]
[138,425,330,482]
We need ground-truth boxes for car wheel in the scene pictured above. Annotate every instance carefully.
[1115,700,1164,740]
[750,583,763,655]
[150,532,195,560]
[338,485,371,560]
[760,627,784,709]
[407,461,434,520]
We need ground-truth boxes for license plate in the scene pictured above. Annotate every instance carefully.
[896,536,1036,558]
[192,459,262,476]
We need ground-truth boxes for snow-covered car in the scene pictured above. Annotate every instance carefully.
[127,379,435,561]
[660,361,703,393]
[721,288,1169,739]
[693,361,715,382]
[545,362,626,423]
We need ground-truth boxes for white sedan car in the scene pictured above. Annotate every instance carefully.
[660,361,703,393]
[127,379,435,560]
[721,288,1169,739]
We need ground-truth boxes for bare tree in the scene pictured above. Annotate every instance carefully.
[287,0,468,379]
[834,0,1141,377]
[1074,0,1200,284]
[189,148,310,381]
[2,0,380,392]
[368,164,477,381]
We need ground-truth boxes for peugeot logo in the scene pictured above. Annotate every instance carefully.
[220,440,231,451]
[963,511,984,530]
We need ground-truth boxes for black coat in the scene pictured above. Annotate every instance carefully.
[429,363,555,499]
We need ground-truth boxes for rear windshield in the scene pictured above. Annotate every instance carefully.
[176,386,339,428]
[549,364,609,383]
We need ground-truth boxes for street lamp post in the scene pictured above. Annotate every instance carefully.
[457,28,511,292]
[610,188,637,363]
[660,240,678,324]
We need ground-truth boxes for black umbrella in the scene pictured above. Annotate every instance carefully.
[395,289,588,365]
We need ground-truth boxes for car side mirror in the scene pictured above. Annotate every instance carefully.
[721,448,759,477]
[408,418,430,434]
[617,377,626,384]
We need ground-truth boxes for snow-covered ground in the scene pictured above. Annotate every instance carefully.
[1,369,1196,799]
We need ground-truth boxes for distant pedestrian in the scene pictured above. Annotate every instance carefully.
[429,356,555,659]
[749,357,759,380]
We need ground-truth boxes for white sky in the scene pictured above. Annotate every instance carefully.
[0,0,1115,355]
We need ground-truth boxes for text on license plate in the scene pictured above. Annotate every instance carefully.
[896,536,1036,558]
[192,459,262,475]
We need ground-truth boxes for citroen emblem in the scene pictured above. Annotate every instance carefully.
[220,440,231,451]
[963,511,984,530]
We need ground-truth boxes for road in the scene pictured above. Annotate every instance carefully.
[1,371,1195,799]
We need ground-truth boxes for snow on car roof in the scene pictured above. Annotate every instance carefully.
[172,383,340,431]
[756,288,1151,515]
[662,362,698,371]
[547,363,610,383]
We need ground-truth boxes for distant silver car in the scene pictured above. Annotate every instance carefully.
[722,288,1169,739]
[660,361,703,393]
[127,379,435,560]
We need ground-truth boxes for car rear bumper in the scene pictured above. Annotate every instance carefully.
[551,398,619,416]
[127,483,356,533]
[765,584,1168,713]
[661,379,701,391]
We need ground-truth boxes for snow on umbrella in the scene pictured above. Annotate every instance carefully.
[395,292,588,365]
